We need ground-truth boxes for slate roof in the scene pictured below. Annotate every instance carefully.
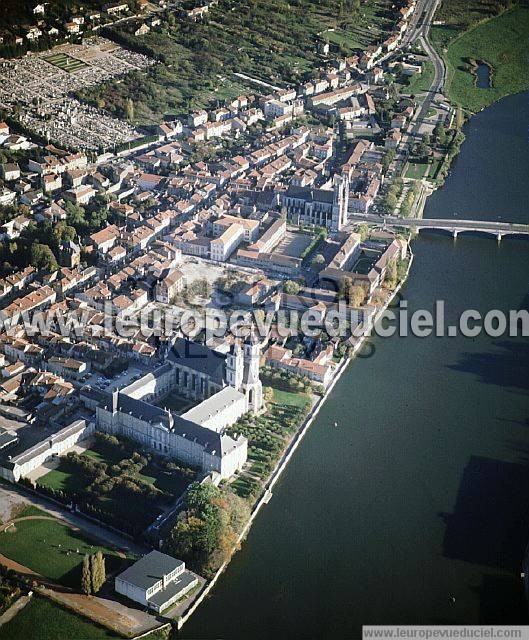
[117,551,184,591]
[168,338,226,386]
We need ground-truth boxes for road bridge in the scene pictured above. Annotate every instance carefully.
[347,214,529,241]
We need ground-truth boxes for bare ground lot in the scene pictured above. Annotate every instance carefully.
[275,231,313,258]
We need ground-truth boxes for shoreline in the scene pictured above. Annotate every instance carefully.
[176,250,415,631]
[172,82,523,632]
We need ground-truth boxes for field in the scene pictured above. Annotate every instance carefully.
[0,595,120,640]
[272,388,310,409]
[156,392,194,413]
[404,160,429,179]
[400,60,435,95]
[45,53,88,73]
[431,6,529,111]
[433,0,512,31]
[37,465,87,493]
[0,517,121,588]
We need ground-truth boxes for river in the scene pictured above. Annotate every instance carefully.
[182,92,529,638]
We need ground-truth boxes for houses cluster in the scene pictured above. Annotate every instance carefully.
[0,1,146,54]
[0,0,417,512]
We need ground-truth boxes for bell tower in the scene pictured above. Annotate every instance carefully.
[242,332,263,413]
[226,341,244,390]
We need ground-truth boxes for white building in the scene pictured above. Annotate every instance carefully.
[210,223,244,262]
[115,551,198,613]
[95,335,263,480]
[0,420,94,483]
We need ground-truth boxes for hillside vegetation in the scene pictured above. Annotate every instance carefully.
[80,0,397,124]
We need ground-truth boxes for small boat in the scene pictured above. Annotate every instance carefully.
[334,421,338,427]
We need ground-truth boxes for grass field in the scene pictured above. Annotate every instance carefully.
[45,53,88,73]
[156,393,193,413]
[0,595,120,640]
[400,60,435,95]
[432,6,529,111]
[323,29,366,51]
[37,466,88,493]
[272,388,310,409]
[0,517,120,587]
[137,461,192,496]
[404,160,429,179]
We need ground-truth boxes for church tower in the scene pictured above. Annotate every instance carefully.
[226,341,244,390]
[241,332,263,414]
[331,173,349,232]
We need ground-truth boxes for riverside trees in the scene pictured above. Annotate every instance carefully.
[165,483,250,578]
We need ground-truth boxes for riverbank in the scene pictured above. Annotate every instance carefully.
[182,90,529,637]
[430,5,529,112]
[175,254,415,630]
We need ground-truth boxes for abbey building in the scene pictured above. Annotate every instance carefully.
[95,335,263,480]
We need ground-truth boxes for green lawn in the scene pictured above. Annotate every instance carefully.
[272,388,310,409]
[17,505,50,518]
[404,160,429,180]
[400,60,435,95]
[428,158,443,180]
[323,29,366,51]
[45,53,88,73]
[137,462,192,496]
[157,393,193,413]
[0,518,119,587]
[37,466,88,493]
[433,6,529,111]
[0,595,120,640]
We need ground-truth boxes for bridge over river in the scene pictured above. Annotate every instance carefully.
[347,214,529,241]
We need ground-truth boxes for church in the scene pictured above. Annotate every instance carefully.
[95,334,263,480]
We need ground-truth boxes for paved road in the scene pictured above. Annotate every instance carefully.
[0,484,147,557]
[407,0,446,140]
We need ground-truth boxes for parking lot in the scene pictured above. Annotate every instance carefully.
[80,366,145,393]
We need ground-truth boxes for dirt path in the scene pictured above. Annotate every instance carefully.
[0,594,32,628]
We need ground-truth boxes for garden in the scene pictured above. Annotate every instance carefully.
[35,432,197,535]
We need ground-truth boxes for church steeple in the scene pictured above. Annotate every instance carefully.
[242,331,263,413]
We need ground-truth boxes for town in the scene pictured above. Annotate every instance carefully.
[0,0,462,636]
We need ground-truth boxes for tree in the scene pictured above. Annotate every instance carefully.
[385,260,397,286]
[340,278,365,306]
[30,242,58,272]
[312,253,325,266]
[95,551,105,591]
[90,554,99,594]
[384,192,398,213]
[417,141,429,159]
[358,224,369,241]
[283,280,300,295]
[381,149,395,174]
[125,98,135,122]
[263,386,274,404]
[81,555,92,595]
[434,122,447,145]
[166,483,250,577]
[348,285,366,307]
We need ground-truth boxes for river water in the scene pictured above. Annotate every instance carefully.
[183,93,529,638]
